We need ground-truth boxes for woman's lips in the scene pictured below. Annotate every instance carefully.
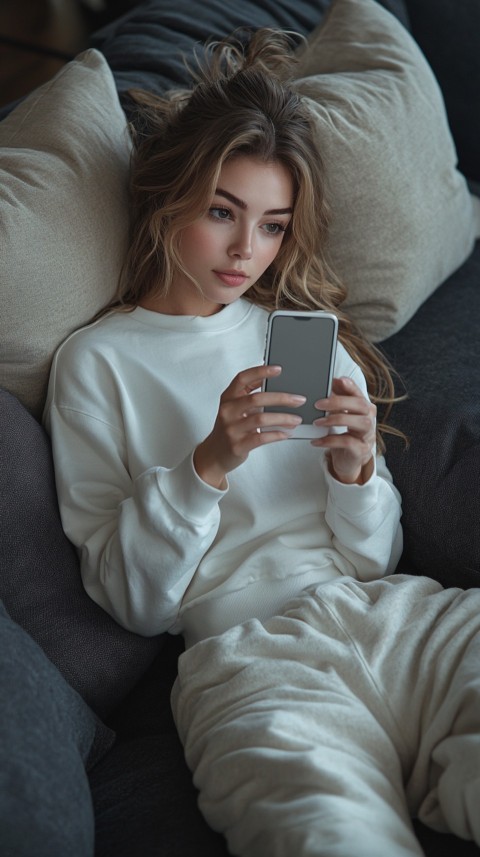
[214,270,248,287]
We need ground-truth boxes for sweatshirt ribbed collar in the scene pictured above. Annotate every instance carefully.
[130,298,255,333]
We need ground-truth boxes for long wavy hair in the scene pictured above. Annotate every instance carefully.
[102,28,405,451]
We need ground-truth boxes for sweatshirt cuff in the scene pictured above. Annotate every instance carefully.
[155,452,227,522]
[321,453,380,517]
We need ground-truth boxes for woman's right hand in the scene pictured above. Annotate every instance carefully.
[193,365,306,489]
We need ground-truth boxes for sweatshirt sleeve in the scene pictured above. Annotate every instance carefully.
[320,353,403,580]
[322,452,403,581]
[45,402,226,636]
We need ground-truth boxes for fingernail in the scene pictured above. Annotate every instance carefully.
[291,395,307,404]
[268,365,282,374]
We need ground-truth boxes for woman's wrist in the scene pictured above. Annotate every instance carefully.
[193,441,228,490]
[326,454,374,486]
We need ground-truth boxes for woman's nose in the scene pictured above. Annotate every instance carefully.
[228,227,253,260]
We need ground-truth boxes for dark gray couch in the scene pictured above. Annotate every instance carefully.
[1,0,479,855]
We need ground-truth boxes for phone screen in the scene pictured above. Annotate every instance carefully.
[264,312,337,424]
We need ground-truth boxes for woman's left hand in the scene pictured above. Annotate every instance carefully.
[311,377,376,485]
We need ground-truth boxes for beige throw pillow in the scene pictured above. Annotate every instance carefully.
[294,0,480,341]
[0,50,132,418]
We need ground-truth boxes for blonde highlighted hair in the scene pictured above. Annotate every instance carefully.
[103,28,404,451]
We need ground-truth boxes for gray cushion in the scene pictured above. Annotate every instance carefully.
[383,232,480,590]
[0,388,164,719]
[0,600,114,857]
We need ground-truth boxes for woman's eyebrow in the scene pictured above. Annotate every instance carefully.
[215,188,292,216]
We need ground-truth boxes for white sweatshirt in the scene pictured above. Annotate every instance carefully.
[44,299,402,646]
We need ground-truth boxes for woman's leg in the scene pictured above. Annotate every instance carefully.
[404,587,480,843]
[296,574,480,847]
[172,579,427,857]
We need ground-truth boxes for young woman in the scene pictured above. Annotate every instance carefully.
[44,29,480,857]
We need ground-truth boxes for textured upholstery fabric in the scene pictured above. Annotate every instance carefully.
[382,232,480,591]
[0,601,114,856]
[0,50,131,419]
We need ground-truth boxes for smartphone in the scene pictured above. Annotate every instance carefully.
[262,309,338,439]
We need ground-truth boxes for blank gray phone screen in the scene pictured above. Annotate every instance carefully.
[264,314,337,423]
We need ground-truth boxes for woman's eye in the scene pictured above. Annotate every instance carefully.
[263,222,287,236]
[209,207,232,221]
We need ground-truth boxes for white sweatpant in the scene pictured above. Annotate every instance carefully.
[171,575,480,857]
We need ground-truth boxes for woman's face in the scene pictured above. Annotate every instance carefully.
[148,156,294,316]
